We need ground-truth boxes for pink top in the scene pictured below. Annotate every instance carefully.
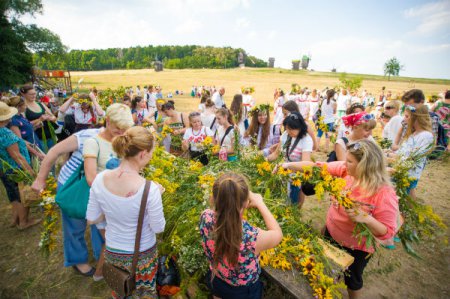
[318,161,398,253]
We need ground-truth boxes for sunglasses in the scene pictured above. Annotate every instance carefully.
[385,106,395,110]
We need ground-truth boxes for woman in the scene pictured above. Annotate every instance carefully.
[382,100,403,143]
[267,112,313,207]
[201,98,217,133]
[336,89,351,118]
[281,139,398,299]
[182,112,214,165]
[0,102,40,229]
[230,94,246,137]
[316,89,337,152]
[162,100,189,153]
[199,173,282,299]
[308,89,320,121]
[87,126,165,299]
[387,105,434,199]
[243,105,278,157]
[83,103,135,280]
[59,92,105,132]
[334,112,376,161]
[297,90,310,120]
[336,103,365,140]
[214,108,236,160]
[21,85,57,150]
[4,96,45,156]
[273,89,286,126]
[282,100,318,151]
[131,96,152,126]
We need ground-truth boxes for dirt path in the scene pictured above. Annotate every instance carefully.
[0,158,448,299]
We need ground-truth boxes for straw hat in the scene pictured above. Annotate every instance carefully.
[0,102,18,121]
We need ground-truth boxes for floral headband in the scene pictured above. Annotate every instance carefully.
[405,105,416,112]
[248,104,273,117]
[342,112,374,127]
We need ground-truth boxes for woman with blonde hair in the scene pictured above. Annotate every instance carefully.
[87,126,165,299]
[387,105,433,199]
[83,103,135,280]
[199,172,282,299]
[382,100,403,143]
[281,139,398,299]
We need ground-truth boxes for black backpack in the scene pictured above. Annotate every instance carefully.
[327,137,349,162]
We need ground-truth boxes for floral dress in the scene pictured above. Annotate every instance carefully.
[199,209,260,286]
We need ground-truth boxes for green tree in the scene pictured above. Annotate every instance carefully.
[384,57,403,80]
[1,0,66,88]
[338,73,363,91]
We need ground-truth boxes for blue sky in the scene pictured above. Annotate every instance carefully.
[21,0,450,79]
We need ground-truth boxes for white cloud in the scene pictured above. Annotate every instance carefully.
[267,30,277,40]
[404,1,450,34]
[175,18,202,34]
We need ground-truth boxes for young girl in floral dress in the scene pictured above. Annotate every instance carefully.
[199,173,282,299]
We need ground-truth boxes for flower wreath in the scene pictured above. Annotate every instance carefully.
[248,103,273,118]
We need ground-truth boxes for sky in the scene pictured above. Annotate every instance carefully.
[20,0,450,79]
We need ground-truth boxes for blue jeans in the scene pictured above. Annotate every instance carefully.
[58,182,104,267]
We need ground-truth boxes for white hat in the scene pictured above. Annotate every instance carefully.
[0,102,18,121]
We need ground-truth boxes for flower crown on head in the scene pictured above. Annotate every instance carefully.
[248,104,273,118]
[241,86,255,94]
[405,105,416,112]
[77,97,92,106]
[342,112,374,127]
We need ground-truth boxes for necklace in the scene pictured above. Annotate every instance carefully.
[192,127,203,136]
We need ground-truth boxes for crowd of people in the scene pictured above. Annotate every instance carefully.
[0,83,449,299]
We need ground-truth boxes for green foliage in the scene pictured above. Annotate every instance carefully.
[338,73,363,91]
[33,45,267,70]
[384,57,403,80]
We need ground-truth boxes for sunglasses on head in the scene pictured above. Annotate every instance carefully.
[385,106,394,110]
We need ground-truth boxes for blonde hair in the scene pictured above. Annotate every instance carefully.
[385,100,400,112]
[106,103,134,129]
[355,119,377,130]
[347,139,391,197]
[4,96,23,108]
[112,126,154,158]
[405,105,432,139]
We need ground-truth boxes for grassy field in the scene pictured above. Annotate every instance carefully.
[70,68,449,113]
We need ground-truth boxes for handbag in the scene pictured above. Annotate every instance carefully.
[55,138,100,219]
[19,182,41,207]
[55,163,91,218]
[103,181,151,298]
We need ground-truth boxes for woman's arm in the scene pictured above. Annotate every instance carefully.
[84,157,97,187]
[250,192,283,254]
[266,142,281,161]
[59,97,75,114]
[31,135,78,191]
[90,92,105,116]
[42,104,56,121]
[307,126,318,151]
[7,143,34,175]
[392,126,403,151]
[281,161,316,171]
[346,208,387,237]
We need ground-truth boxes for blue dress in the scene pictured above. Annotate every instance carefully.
[8,114,42,150]
[0,127,31,171]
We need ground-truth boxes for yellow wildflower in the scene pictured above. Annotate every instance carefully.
[302,166,313,181]
[292,179,301,187]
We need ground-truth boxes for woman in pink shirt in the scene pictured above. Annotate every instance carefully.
[281,139,398,299]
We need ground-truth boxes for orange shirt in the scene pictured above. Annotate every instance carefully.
[318,161,398,253]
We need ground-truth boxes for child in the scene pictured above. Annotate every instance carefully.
[199,173,282,299]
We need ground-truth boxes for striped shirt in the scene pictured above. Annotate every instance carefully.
[57,128,100,185]
[280,132,313,162]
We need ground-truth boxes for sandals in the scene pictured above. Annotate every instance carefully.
[72,265,96,277]
[17,218,41,230]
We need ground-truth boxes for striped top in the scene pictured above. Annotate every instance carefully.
[57,128,100,185]
[280,131,313,162]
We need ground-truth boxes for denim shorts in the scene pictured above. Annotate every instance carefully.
[205,270,263,299]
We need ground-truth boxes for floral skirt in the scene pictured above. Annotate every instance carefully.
[105,245,159,299]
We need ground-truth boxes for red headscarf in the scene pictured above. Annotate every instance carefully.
[342,112,374,127]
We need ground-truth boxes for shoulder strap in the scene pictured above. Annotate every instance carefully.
[342,137,349,145]
[286,135,302,162]
[180,113,185,127]
[130,180,151,276]
[220,126,234,146]
[210,117,216,130]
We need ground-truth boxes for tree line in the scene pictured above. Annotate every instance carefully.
[33,45,268,71]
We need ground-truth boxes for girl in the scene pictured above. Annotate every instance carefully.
[243,105,278,157]
[387,105,434,199]
[131,96,152,126]
[333,112,376,161]
[201,98,217,133]
[273,89,286,126]
[199,173,282,299]
[59,93,105,132]
[83,104,135,280]
[162,100,189,153]
[230,94,246,137]
[214,108,236,160]
[267,112,313,207]
[0,102,40,229]
[316,89,337,152]
[21,85,57,150]
[297,90,310,120]
[382,101,404,144]
[308,89,320,121]
[182,112,214,165]
[87,126,165,299]
[281,139,398,299]
[336,103,365,140]
[282,100,318,151]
